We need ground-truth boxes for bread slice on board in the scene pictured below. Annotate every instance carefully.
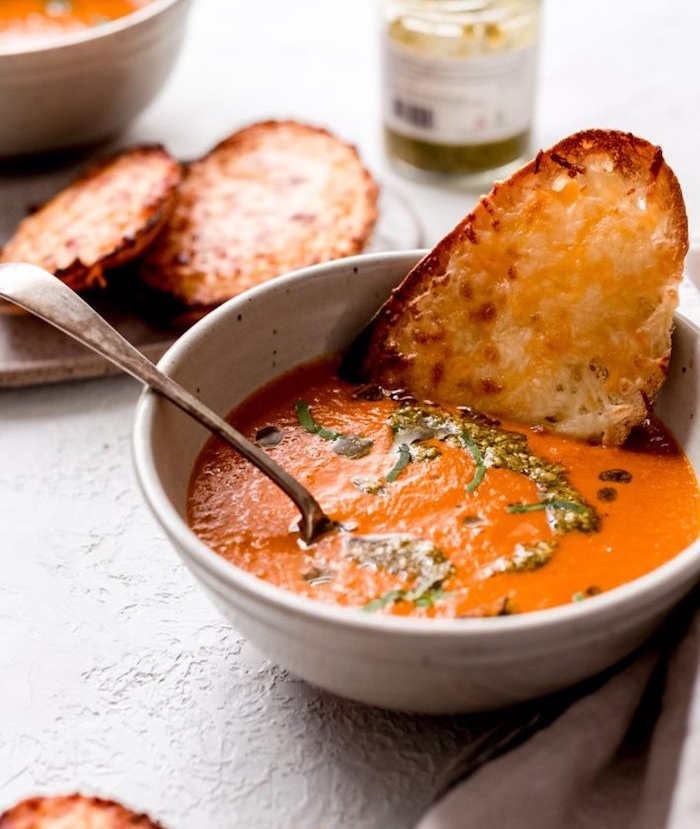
[139,120,379,313]
[0,145,181,293]
[343,130,688,446]
[0,794,166,828]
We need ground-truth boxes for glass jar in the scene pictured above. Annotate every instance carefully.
[380,0,542,185]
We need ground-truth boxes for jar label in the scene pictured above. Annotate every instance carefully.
[382,37,538,144]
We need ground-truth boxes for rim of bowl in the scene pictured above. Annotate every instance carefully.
[132,250,700,640]
[0,0,190,58]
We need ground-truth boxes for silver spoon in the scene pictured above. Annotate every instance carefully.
[0,262,335,544]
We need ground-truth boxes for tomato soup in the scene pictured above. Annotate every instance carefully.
[187,359,700,618]
[0,0,153,46]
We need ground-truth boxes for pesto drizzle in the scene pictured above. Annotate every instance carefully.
[300,398,602,607]
[364,585,450,612]
[387,403,601,577]
[345,534,454,611]
[390,404,599,535]
[460,433,486,493]
[295,399,373,459]
[363,589,404,612]
[488,539,558,574]
[385,443,411,482]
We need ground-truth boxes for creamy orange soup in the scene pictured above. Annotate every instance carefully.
[187,359,700,618]
[0,0,153,46]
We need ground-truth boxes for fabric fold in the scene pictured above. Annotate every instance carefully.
[417,589,700,829]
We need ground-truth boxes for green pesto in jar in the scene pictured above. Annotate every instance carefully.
[381,0,541,182]
[383,127,531,176]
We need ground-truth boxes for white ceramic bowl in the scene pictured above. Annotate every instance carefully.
[133,250,700,713]
[0,0,192,157]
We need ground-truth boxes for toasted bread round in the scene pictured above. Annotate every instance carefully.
[0,145,181,293]
[139,120,379,308]
[0,794,166,829]
[345,130,688,446]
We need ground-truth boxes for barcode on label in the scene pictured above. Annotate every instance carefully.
[393,99,433,129]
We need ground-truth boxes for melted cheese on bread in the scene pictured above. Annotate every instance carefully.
[0,794,166,829]
[0,146,181,293]
[139,120,379,310]
[348,130,688,445]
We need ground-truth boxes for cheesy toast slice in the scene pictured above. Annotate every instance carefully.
[0,146,181,294]
[345,130,688,445]
[139,120,379,312]
[0,794,166,829]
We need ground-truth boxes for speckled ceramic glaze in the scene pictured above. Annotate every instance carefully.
[132,250,700,713]
[0,0,192,156]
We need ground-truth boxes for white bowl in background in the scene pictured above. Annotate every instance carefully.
[132,250,700,713]
[0,0,193,157]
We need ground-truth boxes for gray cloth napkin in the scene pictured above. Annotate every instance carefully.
[417,590,700,829]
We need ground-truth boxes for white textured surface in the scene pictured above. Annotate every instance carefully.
[3,1,700,826]
[0,377,482,828]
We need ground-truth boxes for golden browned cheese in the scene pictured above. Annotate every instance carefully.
[139,120,380,310]
[347,130,688,446]
[0,794,166,829]
[0,145,181,293]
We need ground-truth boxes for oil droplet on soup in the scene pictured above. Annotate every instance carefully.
[187,359,700,618]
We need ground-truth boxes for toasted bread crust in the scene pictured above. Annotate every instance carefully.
[0,145,181,293]
[0,794,166,829]
[140,120,379,307]
[348,130,688,445]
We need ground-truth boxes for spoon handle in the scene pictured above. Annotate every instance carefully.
[0,262,332,543]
